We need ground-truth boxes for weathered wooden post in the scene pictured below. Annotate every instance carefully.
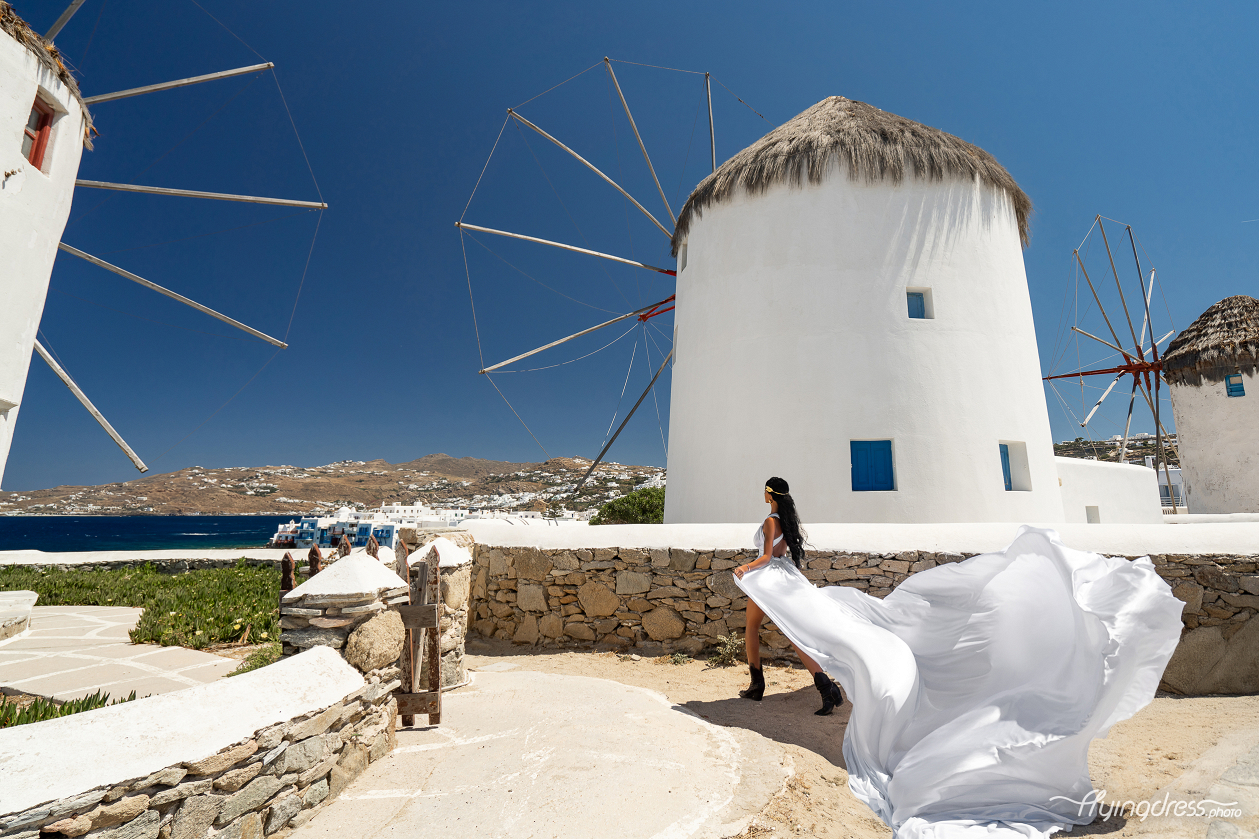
[280,552,296,594]
[366,534,379,559]
[394,551,442,727]
[337,534,352,558]
[307,545,323,576]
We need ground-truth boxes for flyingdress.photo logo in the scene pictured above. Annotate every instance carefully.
[1051,790,1243,822]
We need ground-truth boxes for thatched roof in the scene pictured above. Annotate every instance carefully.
[670,96,1030,256]
[1162,295,1259,386]
[0,2,92,149]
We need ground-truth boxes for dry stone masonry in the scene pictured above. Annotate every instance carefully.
[279,550,409,665]
[467,543,1259,694]
[0,649,397,839]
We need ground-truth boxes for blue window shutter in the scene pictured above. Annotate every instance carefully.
[851,441,872,491]
[1000,444,1012,491]
[1226,375,1245,397]
[907,292,926,319]
[872,441,894,490]
[852,440,895,491]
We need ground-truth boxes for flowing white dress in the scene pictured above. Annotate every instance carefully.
[734,524,1184,839]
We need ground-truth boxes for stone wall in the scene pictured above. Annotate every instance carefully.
[280,588,408,662]
[0,649,397,839]
[466,544,1259,693]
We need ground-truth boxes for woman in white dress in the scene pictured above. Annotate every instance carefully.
[733,476,845,715]
[733,485,1185,839]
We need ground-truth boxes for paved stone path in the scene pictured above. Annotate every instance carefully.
[290,666,789,839]
[0,606,237,701]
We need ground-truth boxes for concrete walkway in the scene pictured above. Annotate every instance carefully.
[0,606,237,701]
[291,666,790,839]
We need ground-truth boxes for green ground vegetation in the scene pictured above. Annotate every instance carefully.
[590,486,665,525]
[228,643,282,676]
[706,634,744,668]
[0,561,280,650]
[0,689,136,729]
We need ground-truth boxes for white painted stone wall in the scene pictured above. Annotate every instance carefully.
[0,26,87,486]
[0,647,399,831]
[665,168,1063,524]
[1169,370,1259,514]
[1055,456,1164,524]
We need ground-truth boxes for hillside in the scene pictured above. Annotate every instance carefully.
[0,454,664,516]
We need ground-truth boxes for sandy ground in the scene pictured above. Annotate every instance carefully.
[466,638,1259,839]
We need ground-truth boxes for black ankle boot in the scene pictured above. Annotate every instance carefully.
[813,671,844,716]
[739,665,765,700]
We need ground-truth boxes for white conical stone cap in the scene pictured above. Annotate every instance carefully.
[412,536,472,569]
[283,549,407,601]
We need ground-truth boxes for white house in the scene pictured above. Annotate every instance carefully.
[0,7,92,486]
[1162,295,1259,514]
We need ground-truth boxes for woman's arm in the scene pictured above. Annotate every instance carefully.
[734,517,782,578]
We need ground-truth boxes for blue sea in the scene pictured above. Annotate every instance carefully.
[0,516,293,552]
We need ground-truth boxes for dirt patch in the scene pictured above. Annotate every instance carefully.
[203,642,275,661]
[466,638,1259,839]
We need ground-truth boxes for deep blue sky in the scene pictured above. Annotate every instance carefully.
[6,0,1257,491]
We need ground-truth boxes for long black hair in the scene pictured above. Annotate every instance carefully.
[765,476,806,567]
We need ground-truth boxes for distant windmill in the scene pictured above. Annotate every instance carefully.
[1042,216,1178,499]
[0,0,325,485]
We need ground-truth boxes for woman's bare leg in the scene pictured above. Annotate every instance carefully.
[793,644,822,675]
[745,599,765,668]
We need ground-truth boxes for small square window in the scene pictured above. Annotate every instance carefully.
[851,440,895,491]
[22,98,54,170]
[678,243,688,273]
[1226,375,1245,397]
[906,287,933,319]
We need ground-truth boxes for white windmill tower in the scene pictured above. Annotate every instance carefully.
[0,1,324,487]
[1161,295,1259,513]
[663,96,1061,524]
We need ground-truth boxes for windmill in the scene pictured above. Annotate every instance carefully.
[1042,215,1179,506]
[0,0,325,485]
[455,58,760,500]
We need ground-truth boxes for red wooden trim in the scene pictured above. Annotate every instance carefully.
[25,98,54,170]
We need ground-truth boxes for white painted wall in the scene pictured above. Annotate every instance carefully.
[1169,370,1259,513]
[665,169,1063,524]
[1055,456,1164,524]
[0,31,87,487]
[463,519,1259,558]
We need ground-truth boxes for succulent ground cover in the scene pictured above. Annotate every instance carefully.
[0,561,280,649]
[0,689,135,728]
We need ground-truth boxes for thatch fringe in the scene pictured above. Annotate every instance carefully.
[671,96,1030,256]
[0,1,93,150]
[1162,295,1259,386]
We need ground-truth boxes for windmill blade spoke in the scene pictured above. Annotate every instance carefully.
[82,63,274,104]
[75,180,326,209]
[573,348,672,495]
[480,295,674,374]
[44,0,87,39]
[456,222,675,274]
[33,340,148,473]
[1118,378,1138,462]
[1071,326,1127,357]
[58,244,288,347]
[1097,218,1145,356]
[1082,373,1125,426]
[603,58,675,226]
[506,109,672,239]
[1074,250,1131,356]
